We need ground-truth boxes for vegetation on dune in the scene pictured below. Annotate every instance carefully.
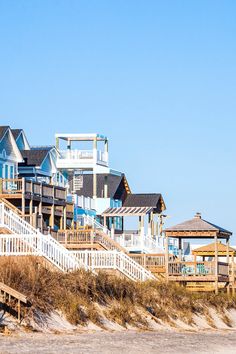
[0,257,236,329]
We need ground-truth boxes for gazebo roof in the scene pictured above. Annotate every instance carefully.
[192,242,236,257]
[165,213,232,239]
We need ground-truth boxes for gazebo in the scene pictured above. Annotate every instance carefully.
[164,213,233,294]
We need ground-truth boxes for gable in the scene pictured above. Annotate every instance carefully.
[41,153,53,175]
[0,129,22,163]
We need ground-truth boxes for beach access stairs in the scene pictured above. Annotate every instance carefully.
[0,202,154,281]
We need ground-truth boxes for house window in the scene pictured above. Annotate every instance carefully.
[0,164,2,178]
[4,165,8,179]
[10,166,14,179]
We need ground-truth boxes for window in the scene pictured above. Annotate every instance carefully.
[10,166,14,179]
[4,165,8,179]
[0,164,2,178]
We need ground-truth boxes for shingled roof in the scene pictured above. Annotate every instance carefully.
[75,173,130,200]
[165,213,232,238]
[11,129,22,140]
[0,126,9,140]
[124,193,160,207]
[21,149,50,166]
[193,242,236,256]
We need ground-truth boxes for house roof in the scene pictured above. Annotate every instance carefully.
[0,126,9,141]
[192,242,236,256]
[123,193,166,212]
[75,173,130,199]
[21,149,50,167]
[11,129,22,140]
[165,213,232,238]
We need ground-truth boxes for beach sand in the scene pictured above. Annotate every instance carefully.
[1,330,236,354]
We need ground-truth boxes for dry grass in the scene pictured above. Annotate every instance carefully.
[0,257,235,329]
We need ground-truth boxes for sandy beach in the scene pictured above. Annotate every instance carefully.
[1,330,236,354]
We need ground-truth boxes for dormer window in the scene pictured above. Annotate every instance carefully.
[2,149,6,159]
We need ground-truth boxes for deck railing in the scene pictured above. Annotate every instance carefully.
[54,229,127,253]
[0,178,67,201]
[168,261,229,277]
[58,149,108,165]
[130,254,165,268]
[0,202,153,281]
[71,250,155,281]
[0,179,23,194]
[114,232,163,252]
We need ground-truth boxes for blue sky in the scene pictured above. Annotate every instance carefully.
[0,1,235,238]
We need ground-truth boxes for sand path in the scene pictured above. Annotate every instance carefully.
[0,330,236,354]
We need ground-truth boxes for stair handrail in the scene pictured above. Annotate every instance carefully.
[0,202,82,272]
[71,250,155,281]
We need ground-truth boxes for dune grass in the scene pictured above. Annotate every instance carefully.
[0,257,236,329]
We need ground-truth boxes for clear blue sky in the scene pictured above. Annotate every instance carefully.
[0,1,235,238]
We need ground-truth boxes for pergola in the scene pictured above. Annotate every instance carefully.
[164,213,233,294]
[102,193,166,238]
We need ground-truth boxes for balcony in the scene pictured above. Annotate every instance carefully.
[57,149,108,169]
[0,178,67,203]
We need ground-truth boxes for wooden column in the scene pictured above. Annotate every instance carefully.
[111,217,115,239]
[226,237,230,294]
[138,216,142,235]
[63,205,67,230]
[148,213,151,236]
[231,254,235,295]
[103,215,107,228]
[165,235,169,282]
[49,204,55,228]
[178,238,182,259]
[194,253,197,275]
[21,177,25,216]
[214,235,218,294]
[93,138,97,199]
[29,199,33,226]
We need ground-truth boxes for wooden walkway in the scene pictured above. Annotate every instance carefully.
[0,282,28,322]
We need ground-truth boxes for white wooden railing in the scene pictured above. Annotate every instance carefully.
[77,214,111,237]
[71,250,155,281]
[0,203,81,272]
[114,233,164,253]
[0,202,154,281]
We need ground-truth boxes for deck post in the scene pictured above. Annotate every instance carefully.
[21,178,25,216]
[165,234,169,282]
[63,205,67,230]
[138,216,141,235]
[49,204,55,228]
[178,238,182,259]
[148,212,152,237]
[226,237,230,294]
[93,138,97,199]
[103,215,107,228]
[214,235,218,294]
[111,217,115,239]
[140,215,144,237]
[231,255,235,295]
[29,198,33,226]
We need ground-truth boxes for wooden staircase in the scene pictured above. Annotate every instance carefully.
[0,198,22,216]
[0,282,28,322]
[55,229,128,254]
[0,202,154,281]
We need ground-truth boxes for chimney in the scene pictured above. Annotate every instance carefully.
[194,212,201,219]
